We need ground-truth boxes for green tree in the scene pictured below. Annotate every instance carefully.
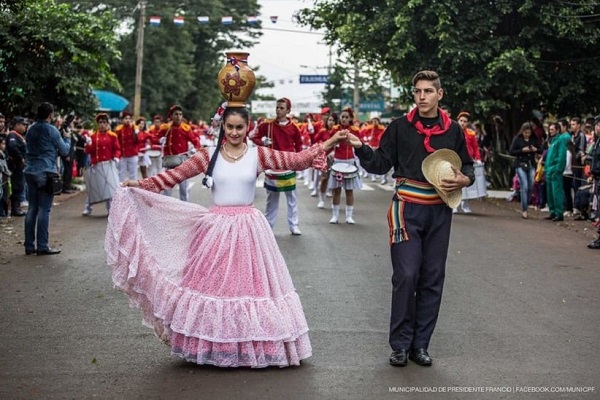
[0,0,121,116]
[298,0,600,187]
[299,1,600,126]
[104,0,262,121]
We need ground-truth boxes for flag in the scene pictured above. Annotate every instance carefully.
[246,16,258,24]
[173,16,184,26]
[197,16,209,24]
[149,16,161,26]
[222,16,233,25]
[270,16,278,23]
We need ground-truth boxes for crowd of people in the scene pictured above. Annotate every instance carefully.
[3,101,599,249]
[506,115,600,248]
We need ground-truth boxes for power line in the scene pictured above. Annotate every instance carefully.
[262,27,324,35]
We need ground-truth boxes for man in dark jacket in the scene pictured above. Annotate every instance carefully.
[6,116,28,216]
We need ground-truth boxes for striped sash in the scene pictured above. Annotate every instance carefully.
[387,178,443,245]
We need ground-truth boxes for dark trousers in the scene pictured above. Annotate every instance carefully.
[0,178,8,216]
[389,202,452,351]
[563,175,574,212]
[61,157,73,190]
[9,167,24,211]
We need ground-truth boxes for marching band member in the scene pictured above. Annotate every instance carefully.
[157,105,201,202]
[115,112,139,182]
[82,113,121,216]
[252,98,304,235]
[135,117,150,179]
[312,107,330,136]
[146,114,164,177]
[328,107,362,224]
[455,111,482,213]
[313,112,338,209]
[362,117,387,182]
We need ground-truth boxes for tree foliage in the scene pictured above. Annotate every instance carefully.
[297,0,600,133]
[103,0,263,121]
[0,0,121,117]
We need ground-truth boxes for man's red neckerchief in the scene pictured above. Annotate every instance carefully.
[407,107,452,153]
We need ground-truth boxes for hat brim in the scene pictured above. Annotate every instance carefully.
[422,149,463,209]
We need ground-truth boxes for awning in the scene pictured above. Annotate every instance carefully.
[93,89,129,112]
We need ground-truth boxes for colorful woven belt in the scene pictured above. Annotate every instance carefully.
[388,178,443,245]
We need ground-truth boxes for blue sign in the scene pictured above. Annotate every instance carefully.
[358,100,385,112]
[299,75,329,84]
[341,98,386,112]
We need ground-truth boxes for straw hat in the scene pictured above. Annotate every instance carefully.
[421,149,463,209]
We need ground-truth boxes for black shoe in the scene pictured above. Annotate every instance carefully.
[61,189,76,194]
[11,210,26,217]
[574,215,588,221]
[587,240,600,249]
[25,248,36,255]
[544,215,556,220]
[409,348,433,366]
[37,248,61,255]
[389,349,408,367]
[552,216,564,222]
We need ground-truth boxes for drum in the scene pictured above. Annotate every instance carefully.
[264,169,296,192]
[462,162,487,199]
[330,163,359,181]
[83,160,119,204]
[162,153,189,168]
[138,152,151,167]
[147,150,162,158]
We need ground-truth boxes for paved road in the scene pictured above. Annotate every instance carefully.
[1,176,598,400]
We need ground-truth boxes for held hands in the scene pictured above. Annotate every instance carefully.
[344,132,363,148]
[323,130,348,151]
[439,166,470,193]
[322,130,363,151]
[120,180,140,188]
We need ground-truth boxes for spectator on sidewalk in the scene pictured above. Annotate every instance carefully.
[544,122,572,221]
[23,102,71,255]
[6,116,28,216]
[0,137,11,217]
[510,122,541,219]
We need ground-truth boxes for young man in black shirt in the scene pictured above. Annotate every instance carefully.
[345,70,474,367]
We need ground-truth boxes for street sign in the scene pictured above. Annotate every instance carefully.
[299,75,329,84]
[341,98,386,112]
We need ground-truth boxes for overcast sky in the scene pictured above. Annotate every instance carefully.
[247,0,336,104]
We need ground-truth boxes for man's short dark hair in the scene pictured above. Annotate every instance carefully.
[36,102,54,120]
[558,118,568,130]
[412,70,441,90]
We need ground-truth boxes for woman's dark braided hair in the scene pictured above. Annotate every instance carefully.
[202,106,250,188]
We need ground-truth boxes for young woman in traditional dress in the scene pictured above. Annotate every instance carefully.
[106,105,346,368]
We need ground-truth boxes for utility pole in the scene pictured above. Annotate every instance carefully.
[133,1,146,118]
[352,60,360,113]
[327,45,332,103]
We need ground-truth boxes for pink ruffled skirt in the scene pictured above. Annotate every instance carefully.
[105,187,312,367]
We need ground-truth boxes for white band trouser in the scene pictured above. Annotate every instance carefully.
[265,189,299,230]
[118,156,138,182]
